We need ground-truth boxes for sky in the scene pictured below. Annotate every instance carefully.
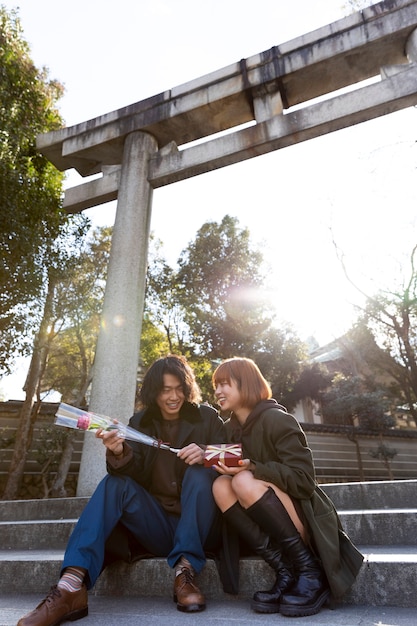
[1,0,417,400]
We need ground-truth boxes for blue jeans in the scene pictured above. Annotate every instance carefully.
[62,465,220,588]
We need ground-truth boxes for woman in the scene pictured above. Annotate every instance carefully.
[212,357,363,617]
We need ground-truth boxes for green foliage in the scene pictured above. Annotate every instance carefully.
[145,236,189,354]
[142,215,306,403]
[0,425,15,448]
[34,425,72,497]
[41,227,112,403]
[369,443,397,461]
[368,442,398,480]
[35,426,70,468]
[343,247,417,426]
[282,362,333,411]
[0,6,86,373]
[252,325,307,406]
[320,374,395,431]
[175,215,273,358]
[145,215,308,405]
[185,355,216,403]
[139,315,171,370]
[44,227,173,404]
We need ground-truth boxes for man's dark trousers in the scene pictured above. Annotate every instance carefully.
[62,465,220,588]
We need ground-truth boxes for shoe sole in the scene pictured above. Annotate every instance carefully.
[176,602,206,612]
[173,594,205,612]
[50,606,88,626]
[279,589,330,617]
[251,600,280,614]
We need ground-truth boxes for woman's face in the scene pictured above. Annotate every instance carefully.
[214,376,244,414]
[156,373,185,420]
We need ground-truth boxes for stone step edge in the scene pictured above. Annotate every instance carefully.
[2,508,417,524]
[1,545,416,562]
[3,510,417,550]
[2,479,416,520]
[1,549,417,607]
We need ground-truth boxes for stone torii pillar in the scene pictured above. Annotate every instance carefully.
[35,0,417,495]
[76,132,157,495]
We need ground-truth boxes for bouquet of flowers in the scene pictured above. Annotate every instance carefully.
[54,402,179,452]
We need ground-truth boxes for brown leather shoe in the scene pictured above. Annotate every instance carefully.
[17,585,88,626]
[173,567,206,612]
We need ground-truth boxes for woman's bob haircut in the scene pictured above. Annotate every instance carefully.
[212,357,272,409]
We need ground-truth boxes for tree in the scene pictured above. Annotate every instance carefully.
[0,7,70,373]
[137,315,171,375]
[338,245,417,427]
[176,215,272,359]
[320,374,395,481]
[320,375,393,430]
[282,362,333,412]
[0,8,96,499]
[34,425,73,498]
[144,236,219,400]
[44,229,172,497]
[145,236,188,354]
[250,325,307,407]
[368,443,397,481]
[40,226,112,497]
[144,215,308,404]
[343,0,375,13]
[41,226,112,404]
[2,220,89,500]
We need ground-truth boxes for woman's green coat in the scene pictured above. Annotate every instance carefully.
[224,404,364,599]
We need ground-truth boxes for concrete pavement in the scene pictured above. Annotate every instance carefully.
[0,594,417,626]
[2,595,416,626]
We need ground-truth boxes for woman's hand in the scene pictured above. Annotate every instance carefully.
[213,458,255,475]
[96,421,124,456]
[177,443,205,465]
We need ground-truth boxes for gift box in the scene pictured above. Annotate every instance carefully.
[203,443,242,467]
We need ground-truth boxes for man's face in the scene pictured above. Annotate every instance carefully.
[156,373,185,420]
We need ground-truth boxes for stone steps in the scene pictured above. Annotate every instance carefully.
[1,546,416,607]
[1,480,416,607]
[2,508,416,549]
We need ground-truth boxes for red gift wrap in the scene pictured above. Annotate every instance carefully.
[203,443,242,467]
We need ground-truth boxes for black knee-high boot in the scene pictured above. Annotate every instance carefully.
[246,487,330,618]
[223,502,294,613]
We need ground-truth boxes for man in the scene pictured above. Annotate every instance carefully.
[18,355,226,626]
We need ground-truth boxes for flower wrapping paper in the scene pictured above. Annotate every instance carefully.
[203,443,242,467]
[54,403,115,432]
[54,403,179,452]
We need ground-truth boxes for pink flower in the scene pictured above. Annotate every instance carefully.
[77,415,91,430]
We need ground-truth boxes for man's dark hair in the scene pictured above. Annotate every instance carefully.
[138,355,202,407]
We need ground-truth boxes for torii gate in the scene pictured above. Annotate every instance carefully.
[37,0,417,496]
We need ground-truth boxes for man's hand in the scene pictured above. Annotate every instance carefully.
[96,422,124,456]
[177,443,204,465]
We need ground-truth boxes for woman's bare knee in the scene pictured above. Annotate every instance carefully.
[212,475,236,511]
[231,470,267,507]
[231,470,254,492]
[212,474,230,496]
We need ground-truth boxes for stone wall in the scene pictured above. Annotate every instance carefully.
[304,424,417,483]
[0,400,81,499]
[1,400,417,499]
